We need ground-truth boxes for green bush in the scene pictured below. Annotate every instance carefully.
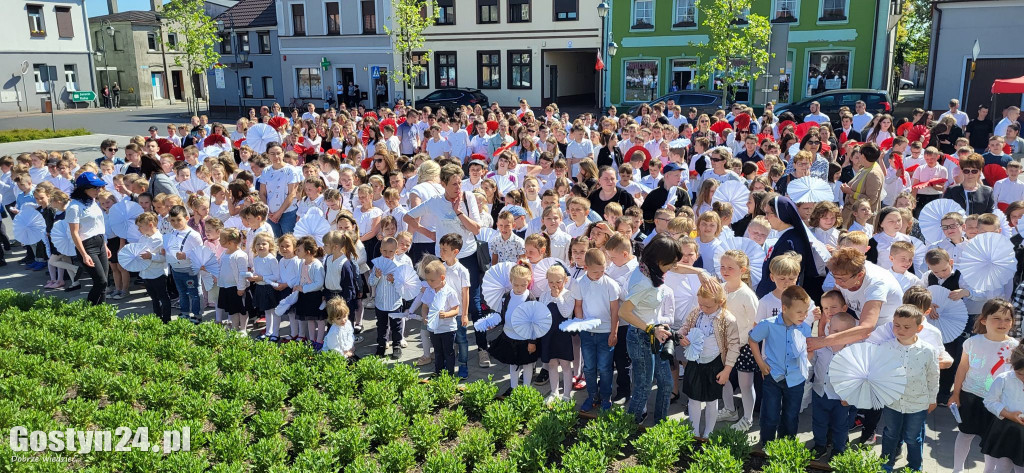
[0,128,90,143]
[249,435,288,473]
[619,466,659,473]
[830,444,888,473]
[378,440,416,473]
[473,456,517,473]
[362,380,399,410]
[422,449,465,473]
[506,385,546,421]
[439,406,467,439]
[462,376,498,418]
[560,443,608,473]
[408,414,443,458]
[429,370,459,408]
[454,426,494,469]
[328,426,370,465]
[579,407,637,459]
[249,409,286,440]
[763,436,812,471]
[327,397,364,429]
[400,384,433,418]
[707,427,753,463]
[344,455,382,473]
[365,406,407,446]
[285,413,323,452]
[632,418,695,470]
[685,444,743,473]
[482,401,523,448]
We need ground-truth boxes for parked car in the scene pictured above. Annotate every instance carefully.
[414,88,489,114]
[628,91,724,117]
[900,78,915,89]
[773,89,892,128]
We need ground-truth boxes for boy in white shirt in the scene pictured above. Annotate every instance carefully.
[566,124,595,176]
[571,248,621,412]
[409,260,461,376]
[888,241,922,292]
[439,234,473,379]
[135,212,171,322]
[911,146,950,211]
[994,160,1024,208]
[603,234,639,402]
[564,196,592,238]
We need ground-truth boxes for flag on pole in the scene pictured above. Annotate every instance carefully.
[595,51,605,71]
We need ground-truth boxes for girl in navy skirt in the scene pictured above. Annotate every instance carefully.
[980,344,1024,472]
[540,265,575,403]
[488,263,539,394]
[293,236,327,347]
[247,233,281,341]
[950,299,1019,473]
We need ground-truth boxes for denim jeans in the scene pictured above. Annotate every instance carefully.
[811,391,857,454]
[459,254,486,350]
[759,376,804,444]
[881,407,927,471]
[170,269,201,318]
[268,209,297,237]
[626,326,672,422]
[579,331,614,402]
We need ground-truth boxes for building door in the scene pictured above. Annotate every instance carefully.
[549,65,559,104]
[374,67,389,108]
[337,68,355,106]
[151,72,164,100]
[672,59,696,91]
[171,71,184,101]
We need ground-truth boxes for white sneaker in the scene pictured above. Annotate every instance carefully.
[717,408,740,422]
[400,339,408,348]
[109,291,124,301]
[544,394,559,405]
[731,418,752,432]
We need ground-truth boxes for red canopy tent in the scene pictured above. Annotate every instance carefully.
[992,76,1024,94]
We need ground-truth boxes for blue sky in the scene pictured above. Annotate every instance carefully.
[87,0,166,17]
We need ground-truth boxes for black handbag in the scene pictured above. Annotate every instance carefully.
[464,193,491,273]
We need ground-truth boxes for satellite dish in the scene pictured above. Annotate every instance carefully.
[20,61,29,75]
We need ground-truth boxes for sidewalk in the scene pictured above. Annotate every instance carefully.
[0,134,135,159]
[0,102,206,121]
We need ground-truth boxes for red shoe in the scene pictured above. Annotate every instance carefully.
[572,375,586,390]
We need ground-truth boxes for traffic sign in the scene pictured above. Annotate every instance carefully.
[69,91,96,102]
[320,57,331,69]
[371,66,381,79]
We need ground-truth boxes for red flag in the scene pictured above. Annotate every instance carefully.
[595,51,605,71]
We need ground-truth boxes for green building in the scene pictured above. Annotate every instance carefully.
[606,0,903,107]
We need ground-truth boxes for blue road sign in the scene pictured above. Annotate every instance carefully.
[371,66,381,79]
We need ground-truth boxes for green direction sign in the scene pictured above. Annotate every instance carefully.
[320,57,331,69]
[70,91,96,102]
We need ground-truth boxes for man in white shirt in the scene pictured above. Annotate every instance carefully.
[994,106,1020,138]
[994,160,1024,207]
[938,98,969,129]
[566,124,595,177]
[301,102,319,122]
[851,100,874,133]
[803,101,831,125]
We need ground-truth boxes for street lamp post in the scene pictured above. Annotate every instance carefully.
[597,1,609,113]
[95,20,115,107]
[217,17,247,117]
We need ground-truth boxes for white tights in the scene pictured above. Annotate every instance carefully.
[306,320,325,344]
[230,312,247,333]
[289,311,305,339]
[548,360,573,400]
[422,329,433,357]
[264,310,279,337]
[510,364,533,389]
[572,336,583,377]
[721,371,756,423]
[688,399,719,438]
[983,455,1024,473]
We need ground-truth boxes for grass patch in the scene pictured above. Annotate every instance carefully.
[0,128,91,143]
[0,290,884,471]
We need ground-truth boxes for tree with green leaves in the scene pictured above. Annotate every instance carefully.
[384,0,438,108]
[158,0,221,112]
[689,0,772,105]
[894,0,930,91]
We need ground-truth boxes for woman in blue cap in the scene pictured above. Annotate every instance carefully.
[67,172,112,305]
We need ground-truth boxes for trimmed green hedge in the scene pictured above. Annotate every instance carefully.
[0,290,887,472]
[0,128,91,143]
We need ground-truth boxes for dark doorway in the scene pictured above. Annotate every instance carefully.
[549,65,558,104]
[338,67,354,107]
[374,67,389,108]
[171,71,184,101]
[964,58,1024,113]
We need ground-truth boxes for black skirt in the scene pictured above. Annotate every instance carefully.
[250,284,280,312]
[958,390,998,437]
[107,237,120,264]
[682,356,725,402]
[981,417,1024,466]
[735,344,758,373]
[296,290,326,321]
[540,304,574,363]
[488,332,539,366]
[217,286,245,314]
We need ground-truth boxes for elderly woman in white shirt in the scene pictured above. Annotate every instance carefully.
[67,172,112,305]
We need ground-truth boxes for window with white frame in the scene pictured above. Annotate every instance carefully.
[820,0,847,20]
[633,0,653,29]
[262,77,274,98]
[64,65,78,91]
[773,0,797,21]
[296,67,322,98]
[27,5,45,37]
[33,64,48,93]
[673,0,695,27]
[242,77,253,98]
[410,52,429,88]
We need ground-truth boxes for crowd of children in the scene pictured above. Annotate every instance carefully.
[7,98,1024,470]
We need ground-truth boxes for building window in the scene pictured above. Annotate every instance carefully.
[436,52,457,88]
[291,3,306,36]
[326,2,341,34]
[296,68,323,98]
[113,31,124,50]
[820,0,847,21]
[624,60,659,102]
[262,76,274,98]
[477,51,500,89]
[362,0,377,33]
[257,32,271,53]
[64,65,78,91]
[27,5,45,37]
[773,0,798,22]
[219,34,232,54]
[509,0,530,22]
[147,32,159,51]
[807,51,849,96]
[55,7,73,38]
[237,33,249,53]
[508,50,531,89]
[554,0,577,20]
[166,33,178,50]
[632,0,653,29]
[673,0,696,27]
[242,77,253,98]
[436,0,455,24]
[477,0,498,24]
[33,64,48,93]
[410,52,429,88]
